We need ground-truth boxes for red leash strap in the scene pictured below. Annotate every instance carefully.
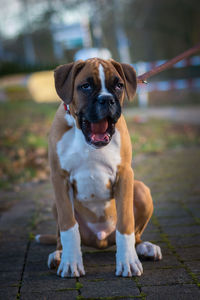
[137,42,200,84]
[63,103,70,113]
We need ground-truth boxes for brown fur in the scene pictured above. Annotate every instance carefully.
[40,58,153,250]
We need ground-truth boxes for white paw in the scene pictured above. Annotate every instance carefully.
[116,257,143,277]
[48,250,62,269]
[57,256,85,278]
[136,241,162,261]
[116,230,143,277]
[57,223,85,278]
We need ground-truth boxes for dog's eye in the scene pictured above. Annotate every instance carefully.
[116,83,124,90]
[81,83,91,90]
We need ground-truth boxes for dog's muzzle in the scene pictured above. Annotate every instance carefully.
[79,94,121,148]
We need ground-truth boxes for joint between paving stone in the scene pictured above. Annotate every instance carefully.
[87,278,106,282]
[76,278,83,298]
[182,244,200,249]
[151,215,200,289]
[83,249,115,254]
[55,287,77,292]
[16,240,31,300]
[139,281,193,287]
[76,295,146,300]
[180,202,200,225]
[132,277,146,300]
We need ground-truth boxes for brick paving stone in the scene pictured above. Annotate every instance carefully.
[142,254,182,270]
[185,261,200,274]
[142,284,200,300]
[162,225,200,237]
[0,271,20,287]
[80,278,139,298]
[154,207,189,218]
[169,234,200,247]
[0,254,25,273]
[186,207,200,218]
[158,216,195,227]
[175,246,200,262]
[20,290,78,300]
[0,287,19,300]
[141,231,162,243]
[82,245,116,253]
[21,242,77,294]
[1,148,200,299]
[138,268,192,286]
[83,250,115,267]
[21,276,77,293]
[142,221,158,233]
[23,242,55,276]
[81,265,116,280]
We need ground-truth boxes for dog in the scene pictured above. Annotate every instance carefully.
[36,58,162,278]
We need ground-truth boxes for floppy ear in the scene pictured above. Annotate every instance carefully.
[54,60,85,104]
[109,59,137,101]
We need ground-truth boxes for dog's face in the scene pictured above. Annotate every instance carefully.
[54,58,137,148]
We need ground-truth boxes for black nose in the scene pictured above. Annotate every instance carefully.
[98,94,115,106]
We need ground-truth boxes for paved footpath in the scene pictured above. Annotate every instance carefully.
[0,148,200,300]
[124,106,200,125]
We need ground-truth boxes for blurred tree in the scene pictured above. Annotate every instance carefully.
[118,0,200,61]
[83,0,200,61]
[0,0,200,73]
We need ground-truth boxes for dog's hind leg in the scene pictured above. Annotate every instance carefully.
[34,203,59,246]
[134,180,162,261]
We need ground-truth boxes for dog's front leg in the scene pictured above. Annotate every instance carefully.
[51,173,85,278]
[115,165,143,277]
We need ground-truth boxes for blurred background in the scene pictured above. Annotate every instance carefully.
[0,0,200,189]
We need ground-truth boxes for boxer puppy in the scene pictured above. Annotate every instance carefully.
[37,58,162,278]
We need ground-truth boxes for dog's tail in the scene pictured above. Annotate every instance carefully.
[35,234,56,245]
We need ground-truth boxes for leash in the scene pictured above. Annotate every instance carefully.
[137,42,200,84]
[63,43,200,111]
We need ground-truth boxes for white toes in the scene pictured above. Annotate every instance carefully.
[116,260,143,277]
[57,260,85,278]
[136,241,162,261]
[130,260,143,276]
[78,263,86,276]
[130,263,141,277]
[115,262,122,276]
[115,230,143,277]
[48,250,62,269]
[156,244,162,260]
[57,262,70,277]
[122,264,131,277]
[70,264,79,278]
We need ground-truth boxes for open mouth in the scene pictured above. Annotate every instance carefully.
[80,116,115,148]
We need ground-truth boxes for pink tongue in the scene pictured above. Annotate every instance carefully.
[91,119,109,143]
[91,119,108,134]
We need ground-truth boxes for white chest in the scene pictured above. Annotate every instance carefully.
[57,116,121,216]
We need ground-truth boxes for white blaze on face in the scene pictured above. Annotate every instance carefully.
[98,64,112,97]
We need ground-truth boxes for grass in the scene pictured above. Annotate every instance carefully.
[126,117,200,156]
[0,100,200,189]
[0,100,58,188]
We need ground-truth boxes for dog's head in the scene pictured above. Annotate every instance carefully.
[54,58,137,148]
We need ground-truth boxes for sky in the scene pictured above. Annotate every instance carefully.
[0,0,89,39]
[0,0,24,38]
